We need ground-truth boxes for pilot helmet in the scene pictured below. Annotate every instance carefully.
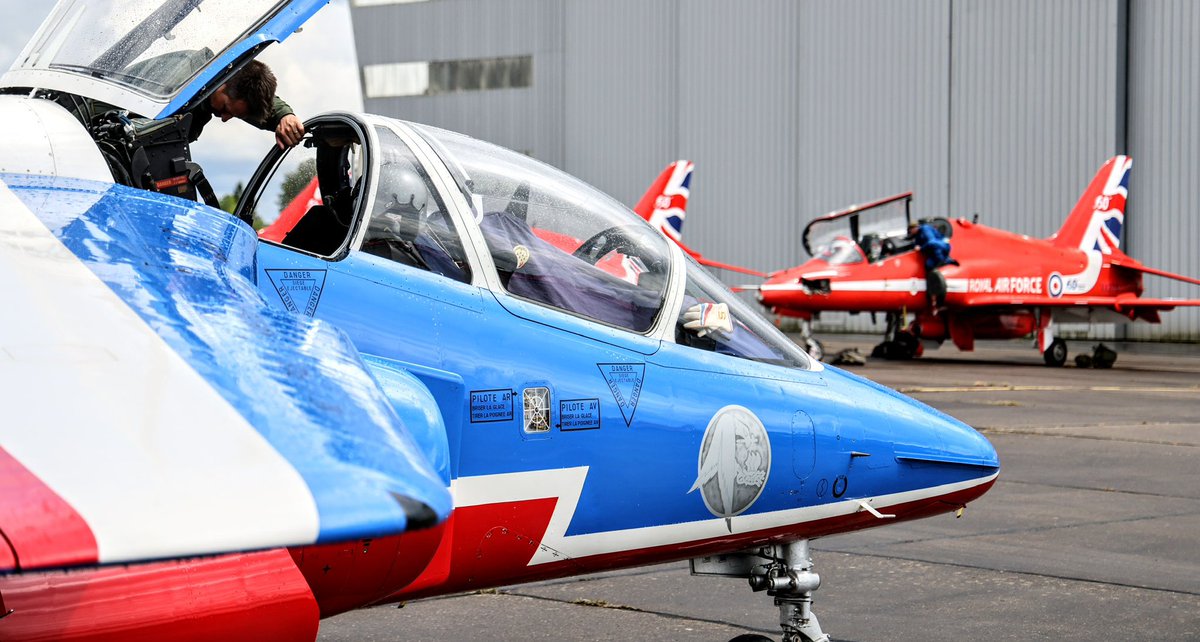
[374,162,430,241]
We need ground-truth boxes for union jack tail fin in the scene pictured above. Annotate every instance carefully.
[1051,155,1131,255]
[634,160,693,241]
[631,161,765,277]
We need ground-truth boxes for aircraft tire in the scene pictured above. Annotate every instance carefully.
[728,635,775,642]
[894,330,920,359]
[1043,338,1068,367]
[871,336,919,360]
[804,337,825,361]
[871,342,889,359]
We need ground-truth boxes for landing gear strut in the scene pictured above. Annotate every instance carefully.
[872,312,920,360]
[693,540,832,642]
[747,540,830,642]
[786,318,826,361]
[798,319,825,361]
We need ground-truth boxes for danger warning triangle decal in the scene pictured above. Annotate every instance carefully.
[597,363,645,426]
[266,269,327,318]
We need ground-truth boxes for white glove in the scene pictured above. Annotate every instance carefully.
[682,302,733,340]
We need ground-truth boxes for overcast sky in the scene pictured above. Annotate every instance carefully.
[1,0,364,199]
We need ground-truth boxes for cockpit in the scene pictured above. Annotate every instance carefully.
[238,115,814,370]
[815,236,866,265]
[801,192,944,266]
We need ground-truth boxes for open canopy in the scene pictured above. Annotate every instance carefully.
[801,192,914,264]
[1,0,327,119]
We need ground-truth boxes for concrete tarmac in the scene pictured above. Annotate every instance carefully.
[319,336,1199,641]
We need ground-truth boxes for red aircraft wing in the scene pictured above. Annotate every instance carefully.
[1106,255,1200,287]
[957,293,1200,325]
[674,237,766,277]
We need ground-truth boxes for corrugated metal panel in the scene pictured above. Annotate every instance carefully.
[1126,0,1200,340]
[561,0,678,204]
[351,0,564,164]
[796,1,951,221]
[794,1,951,333]
[950,0,1122,238]
[675,0,800,288]
[349,0,1200,341]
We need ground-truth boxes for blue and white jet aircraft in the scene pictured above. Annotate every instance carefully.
[0,2,999,641]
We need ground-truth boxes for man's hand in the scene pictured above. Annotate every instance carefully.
[276,114,305,149]
[682,302,733,340]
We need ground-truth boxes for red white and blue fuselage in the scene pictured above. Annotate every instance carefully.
[0,3,998,640]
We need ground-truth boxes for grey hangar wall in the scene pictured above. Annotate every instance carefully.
[352,0,1200,341]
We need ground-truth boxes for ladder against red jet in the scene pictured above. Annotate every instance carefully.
[677,156,1200,367]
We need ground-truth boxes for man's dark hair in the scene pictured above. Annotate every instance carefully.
[224,60,276,124]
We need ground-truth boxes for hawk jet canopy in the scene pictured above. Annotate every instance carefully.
[802,192,924,265]
[1,0,327,119]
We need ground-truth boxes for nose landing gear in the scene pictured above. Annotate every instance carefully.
[747,540,830,642]
[693,539,833,642]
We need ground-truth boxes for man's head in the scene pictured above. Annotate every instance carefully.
[210,60,277,124]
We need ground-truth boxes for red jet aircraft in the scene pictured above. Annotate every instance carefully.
[749,156,1200,366]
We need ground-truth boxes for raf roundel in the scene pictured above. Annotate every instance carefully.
[1047,272,1064,298]
[689,405,772,518]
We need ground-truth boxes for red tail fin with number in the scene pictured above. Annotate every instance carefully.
[634,161,764,277]
[635,160,692,242]
[1051,155,1131,255]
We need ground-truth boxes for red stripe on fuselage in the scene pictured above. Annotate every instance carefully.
[288,523,447,618]
[383,480,993,602]
[387,497,560,601]
[0,549,319,642]
[0,446,97,571]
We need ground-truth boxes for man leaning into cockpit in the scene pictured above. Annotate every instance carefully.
[189,60,304,150]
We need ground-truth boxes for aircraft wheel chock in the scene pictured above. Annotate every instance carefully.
[1043,338,1067,367]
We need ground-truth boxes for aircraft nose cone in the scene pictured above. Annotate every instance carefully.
[758,273,797,306]
[946,416,999,470]
[897,406,999,510]
[823,367,1000,504]
[895,404,1000,472]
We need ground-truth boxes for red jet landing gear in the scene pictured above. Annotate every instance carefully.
[1037,313,1068,367]
[797,318,825,361]
[872,312,922,360]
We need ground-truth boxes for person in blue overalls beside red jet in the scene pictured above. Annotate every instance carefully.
[908,221,958,308]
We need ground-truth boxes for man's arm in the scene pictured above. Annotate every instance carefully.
[259,96,305,149]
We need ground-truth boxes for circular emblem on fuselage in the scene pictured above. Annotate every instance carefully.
[1048,272,1064,298]
[689,405,771,518]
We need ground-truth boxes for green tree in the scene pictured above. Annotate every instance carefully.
[217,181,264,229]
[278,158,318,212]
[218,181,243,215]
